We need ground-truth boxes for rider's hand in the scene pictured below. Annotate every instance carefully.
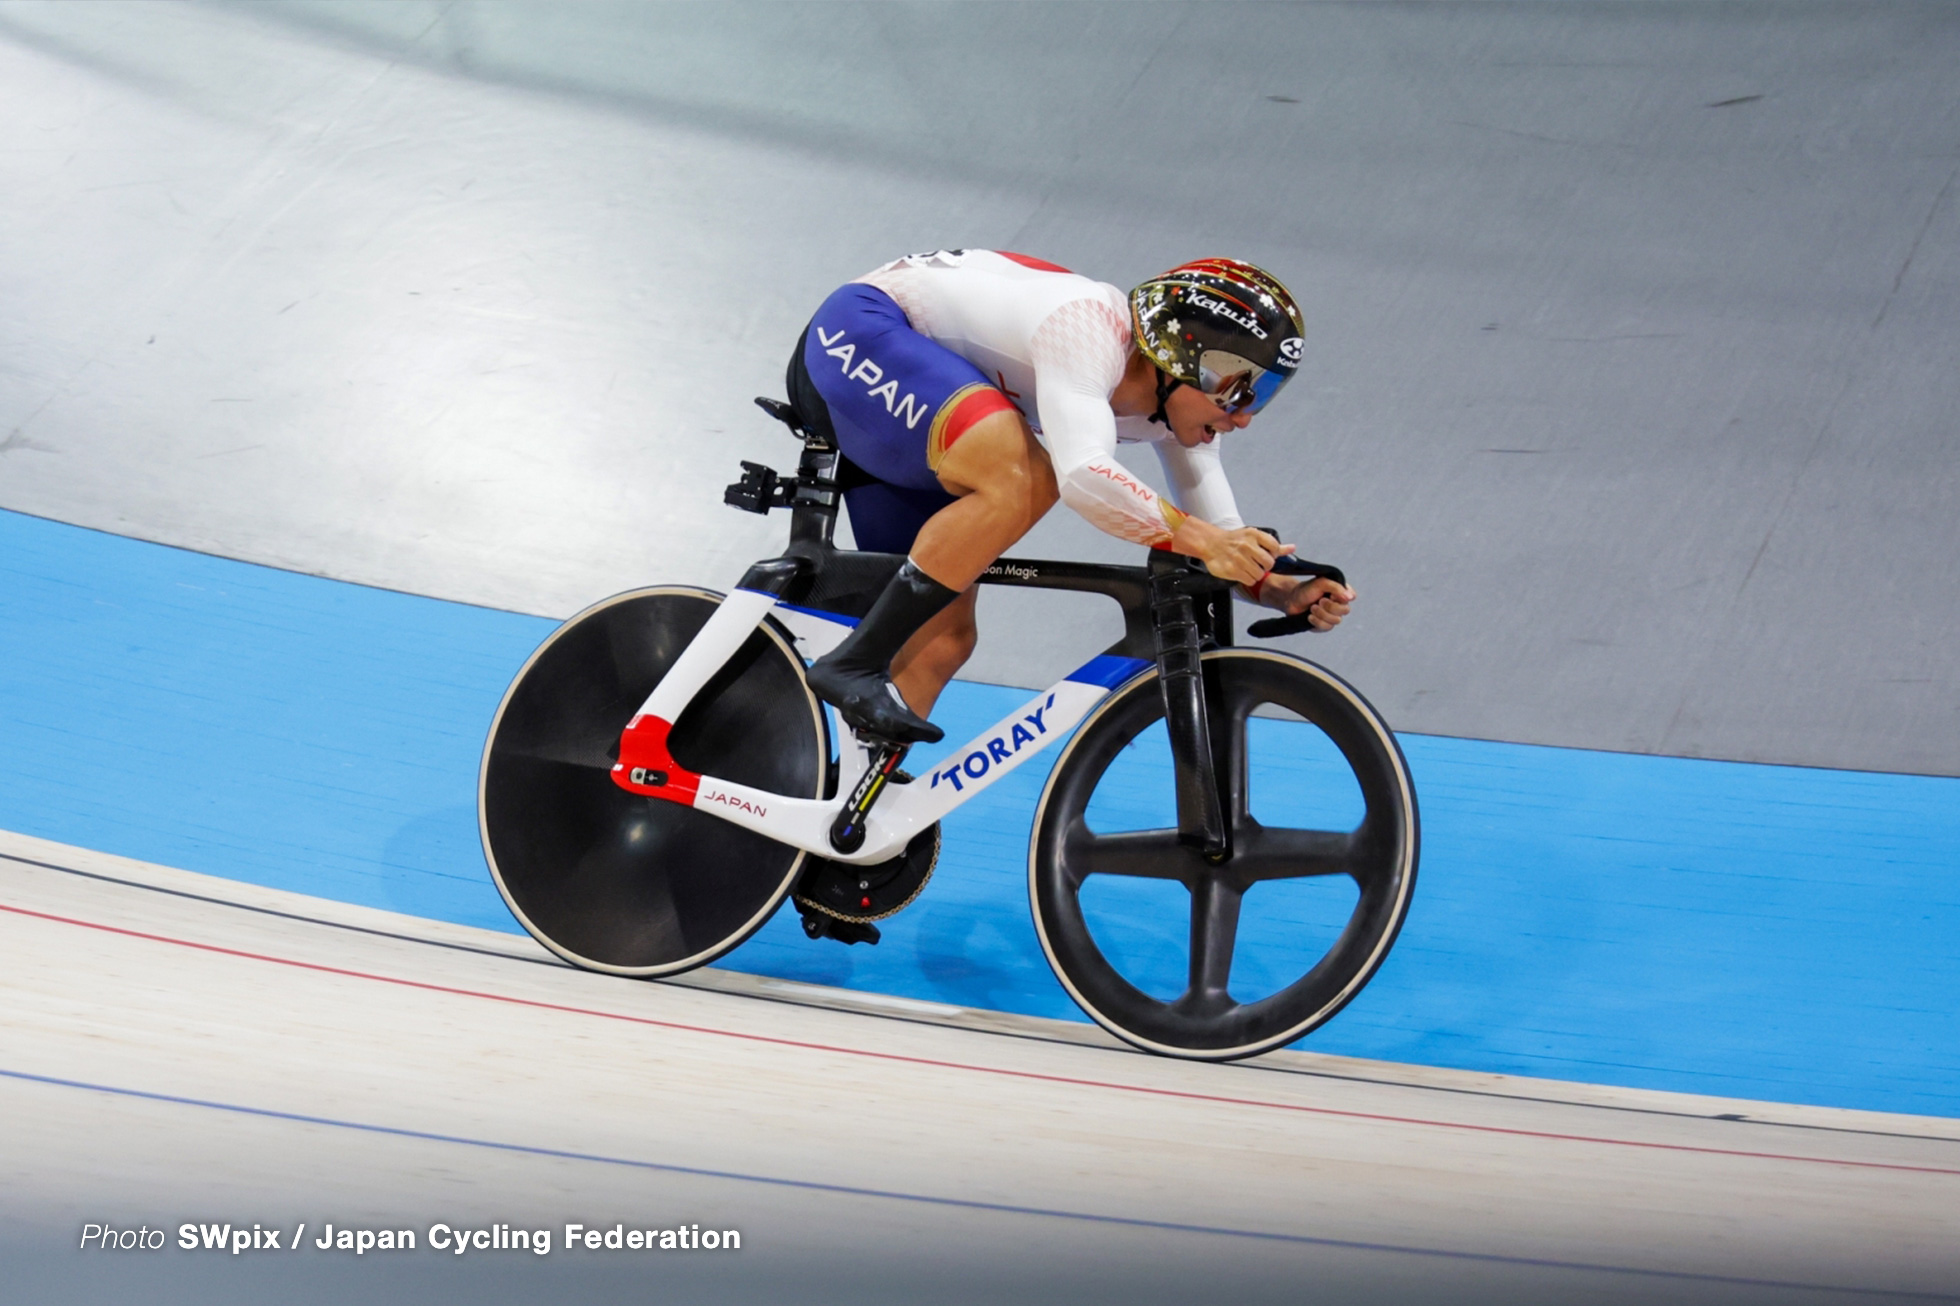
[1173,519,1293,588]
[1259,573,1356,631]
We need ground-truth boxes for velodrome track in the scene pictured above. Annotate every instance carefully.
[5,832,1959,1306]
[4,4,1959,1303]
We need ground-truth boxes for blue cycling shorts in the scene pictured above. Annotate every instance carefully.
[794,283,1018,553]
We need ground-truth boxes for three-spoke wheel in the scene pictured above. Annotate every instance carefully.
[478,587,828,975]
[1029,649,1418,1060]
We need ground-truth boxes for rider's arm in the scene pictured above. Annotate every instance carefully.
[1028,300,1190,547]
[1027,301,1293,592]
[1152,438,1246,529]
[1154,427,1304,603]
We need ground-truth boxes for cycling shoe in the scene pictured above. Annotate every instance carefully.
[805,663,943,744]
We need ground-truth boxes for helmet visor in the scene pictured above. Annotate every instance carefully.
[1199,351,1291,415]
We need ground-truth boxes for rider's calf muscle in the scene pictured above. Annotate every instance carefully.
[890,590,979,716]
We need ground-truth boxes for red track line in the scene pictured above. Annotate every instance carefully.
[5,899,1958,1179]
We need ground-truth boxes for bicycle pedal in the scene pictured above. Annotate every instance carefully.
[798,906,881,947]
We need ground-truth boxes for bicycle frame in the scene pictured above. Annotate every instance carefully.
[609,577,1155,864]
[604,402,1243,865]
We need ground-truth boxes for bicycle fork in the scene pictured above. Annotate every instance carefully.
[1152,575,1231,863]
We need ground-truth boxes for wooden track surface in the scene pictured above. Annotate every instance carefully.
[4,834,1955,1305]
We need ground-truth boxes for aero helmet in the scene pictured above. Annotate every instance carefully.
[1130,259,1305,418]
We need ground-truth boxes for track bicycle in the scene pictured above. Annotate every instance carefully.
[478,399,1419,1059]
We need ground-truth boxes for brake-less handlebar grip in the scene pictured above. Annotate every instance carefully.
[1270,555,1345,585]
[1245,556,1349,638]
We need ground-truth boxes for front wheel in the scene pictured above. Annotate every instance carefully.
[1029,649,1419,1059]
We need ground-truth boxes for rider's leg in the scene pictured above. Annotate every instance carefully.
[803,559,959,742]
[885,408,1058,717]
[808,409,1057,742]
[889,588,977,719]
[793,283,1055,741]
[915,407,1060,587]
[806,475,959,745]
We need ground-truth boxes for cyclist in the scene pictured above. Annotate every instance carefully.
[786,250,1354,745]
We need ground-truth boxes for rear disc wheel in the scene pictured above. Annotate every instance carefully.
[478,586,827,975]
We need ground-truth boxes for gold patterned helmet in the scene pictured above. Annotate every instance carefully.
[1130,259,1306,415]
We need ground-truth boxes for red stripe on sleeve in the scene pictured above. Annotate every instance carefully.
[998,251,1074,274]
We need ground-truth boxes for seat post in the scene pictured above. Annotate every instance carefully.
[747,395,842,549]
[788,430,841,548]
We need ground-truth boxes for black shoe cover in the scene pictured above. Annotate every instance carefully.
[806,664,943,744]
[805,559,957,745]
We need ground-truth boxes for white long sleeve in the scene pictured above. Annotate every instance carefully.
[1027,297,1187,546]
[1153,439,1244,530]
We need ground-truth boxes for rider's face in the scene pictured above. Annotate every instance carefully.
[1164,381,1254,448]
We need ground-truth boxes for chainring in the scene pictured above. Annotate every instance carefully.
[794,823,940,923]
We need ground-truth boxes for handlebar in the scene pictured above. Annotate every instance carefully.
[1150,550,1352,639]
[1245,555,1350,639]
